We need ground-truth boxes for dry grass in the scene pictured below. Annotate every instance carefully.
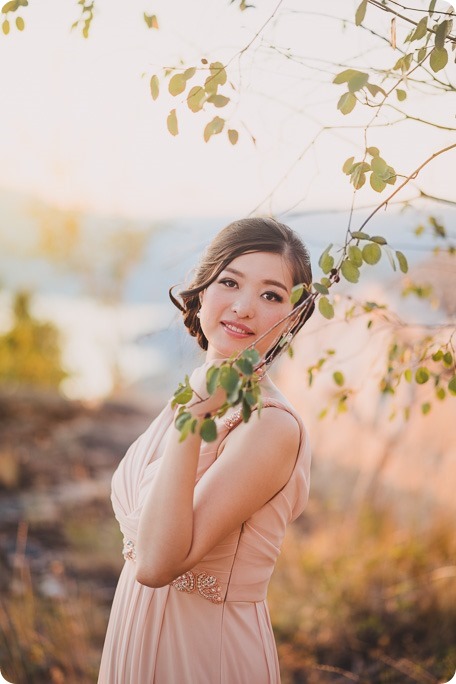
[1,501,455,683]
[270,502,456,683]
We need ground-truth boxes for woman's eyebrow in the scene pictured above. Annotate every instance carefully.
[224,267,289,293]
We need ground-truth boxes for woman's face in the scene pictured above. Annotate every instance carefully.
[199,251,295,361]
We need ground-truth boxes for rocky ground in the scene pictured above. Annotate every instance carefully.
[0,387,158,683]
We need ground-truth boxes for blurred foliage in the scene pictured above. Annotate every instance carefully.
[270,505,456,683]
[0,291,66,389]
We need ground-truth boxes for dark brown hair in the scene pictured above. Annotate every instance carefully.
[170,217,314,363]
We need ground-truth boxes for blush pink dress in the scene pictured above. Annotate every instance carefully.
[98,394,311,684]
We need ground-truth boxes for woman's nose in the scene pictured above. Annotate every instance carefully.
[231,296,254,318]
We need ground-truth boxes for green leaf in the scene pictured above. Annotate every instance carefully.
[418,46,427,62]
[167,109,179,136]
[243,349,260,366]
[355,0,367,26]
[207,94,230,108]
[396,250,408,273]
[15,15,24,30]
[348,245,363,267]
[421,402,431,415]
[384,166,397,185]
[173,376,193,404]
[443,351,453,367]
[435,19,450,49]
[430,47,448,72]
[169,73,187,96]
[150,75,159,100]
[178,416,197,442]
[342,156,355,174]
[351,231,370,240]
[396,88,407,101]
[366,83,386,98]
[183,67,196,80]
[333,371,345,386]
[175,411,192,431]
[206,366,220,395]
[337,92,357,115]
[2,19,10,34]
[369,235,387,245]
[410,16,428,41]
[348,71,369,93]
[319,246,334,274]
[187,86,206,113]
[370,173,386,193]
[203,116,225,142]
[415,367,430,384]
[429,0,437,16]
[313,282,329,295]
[205,62,227,94]
[333,69,363,84]
[242,397,252,423]
[228,129,239,145]
[235,357,254,376]
[432,350,443,361]
[371,156,388,175]
[448,375,456,395]
[362,242,382,265]
[200,418,217,442]
[1,1,16,12]
[220,365,242,396]
[351,163,370,189]
[404,368,412,383]
[290,284,304,304]
[367,147,380,157]
[341,260,360,283]
[318,297,335,319]
[436,386,446,400]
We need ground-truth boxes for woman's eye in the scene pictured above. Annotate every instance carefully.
[218,278,237,288]
[263,291,283,303]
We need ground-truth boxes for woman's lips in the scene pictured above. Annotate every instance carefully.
[221,321,254,338]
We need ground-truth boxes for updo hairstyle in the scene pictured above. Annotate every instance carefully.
[169,217,314,364]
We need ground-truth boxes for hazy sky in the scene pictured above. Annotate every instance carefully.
[0,0,454,220]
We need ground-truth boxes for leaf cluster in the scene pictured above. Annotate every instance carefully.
[380,337,456,419]
[150,61,239,145]
[171,349,263,442]
[1,0,27,34]
[71,0,95,39]
[342,147,396,193]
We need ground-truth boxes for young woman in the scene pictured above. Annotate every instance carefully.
[98,217,314,683]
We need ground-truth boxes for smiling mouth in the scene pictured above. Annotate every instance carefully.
[221,321,255,337]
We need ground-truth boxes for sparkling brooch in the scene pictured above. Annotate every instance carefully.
[122,538,137,562]
[170,570,222,604]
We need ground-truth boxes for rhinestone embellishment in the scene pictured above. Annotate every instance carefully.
[224,409,242,430]
[122,538,137,562]
[170,570,223,604]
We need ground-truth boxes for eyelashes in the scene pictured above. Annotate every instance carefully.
[217,278,283,303]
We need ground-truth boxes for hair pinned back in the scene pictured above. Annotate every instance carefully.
[170,217,314,356]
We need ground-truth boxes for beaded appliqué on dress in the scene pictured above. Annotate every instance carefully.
[224,409,243,430]
[122,538,137,562]
[171,571,223,604]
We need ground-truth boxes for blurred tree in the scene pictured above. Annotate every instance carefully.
[0,291,67,388]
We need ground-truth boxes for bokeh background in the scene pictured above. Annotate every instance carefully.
[0,1,455,682]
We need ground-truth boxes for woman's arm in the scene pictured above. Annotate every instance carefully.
[135,398,301,588]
